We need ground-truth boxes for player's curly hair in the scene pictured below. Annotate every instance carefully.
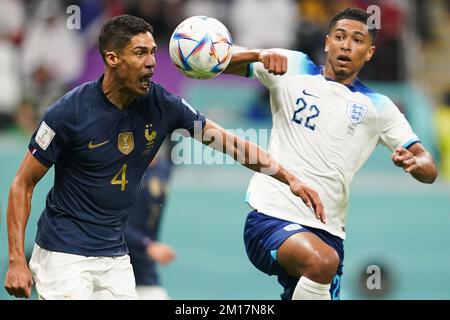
[99,14,153,63]
[329,8,377,42]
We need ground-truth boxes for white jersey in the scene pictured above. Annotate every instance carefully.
[245,49,419,239]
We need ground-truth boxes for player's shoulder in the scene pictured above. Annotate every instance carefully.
[45,80,98,117]
[353,79,396,111]
[148,82,181,106]
[61,79,99,103]
[275,48,320,76]
[250,48,320,81]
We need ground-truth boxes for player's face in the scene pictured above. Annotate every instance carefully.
[325,19,375,83]
[117,32,157,95]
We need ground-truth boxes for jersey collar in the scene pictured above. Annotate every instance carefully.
[319,66,359,92]
[95,75,140,113]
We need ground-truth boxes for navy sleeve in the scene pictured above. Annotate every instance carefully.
[28,99,73,167]
[174,97,206,136]
[124,223,152,249]
[152,83,206,136]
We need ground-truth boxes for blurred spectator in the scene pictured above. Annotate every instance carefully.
[356,0,407,81]
[1,100,38,140]
[125,149,176,300]
[22,0,85,115]
[229,0,299,49]
[294,0,330,64]
[229,0,299,122]
[414,0,434,42]
[127,0,183,44]
[183,0,231,32]
[0,0,25,130]
[14,100,38,137]
[435,90,450,182]
[72,0,127,87]
[445,0,450,13]
[294,0,360,64]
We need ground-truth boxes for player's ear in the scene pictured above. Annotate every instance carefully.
[365,45,376,61]
[105,51,119,68]
[324,35,330,52]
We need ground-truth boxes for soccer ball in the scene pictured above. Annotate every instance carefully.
[169,16,233,80]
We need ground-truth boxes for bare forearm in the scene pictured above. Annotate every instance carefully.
[223,134,295,186]
[7,181,33,265]
[224,136,324,218]
[200,119,324,219]
[410,152,438,183]
[224,47,261,76]
[201,119,296,185]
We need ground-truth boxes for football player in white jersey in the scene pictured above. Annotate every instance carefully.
[224,7,438,300]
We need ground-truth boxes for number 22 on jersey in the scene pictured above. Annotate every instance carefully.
[292,96,320,131]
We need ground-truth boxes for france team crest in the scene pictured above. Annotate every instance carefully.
[347,101,368,124]
[118,132,134,155]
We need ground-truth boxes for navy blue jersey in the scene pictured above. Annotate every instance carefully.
[29,76,205,256]
[124,158,171,286]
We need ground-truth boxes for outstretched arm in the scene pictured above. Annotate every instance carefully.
[224,46,288,76]
[197,119,325,223]
[124,224,176,265]
[4,152,49,298]
[391,143,438,183]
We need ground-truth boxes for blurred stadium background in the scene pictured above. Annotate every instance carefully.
[1,0,450,300]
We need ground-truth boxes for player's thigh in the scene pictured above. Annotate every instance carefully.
[29,244,94,300]
[277,232,339,278]
[244,210,308,276]
[93,255,137,300]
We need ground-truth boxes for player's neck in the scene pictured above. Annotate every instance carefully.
[322,63,358,86]
[102,72,136,110]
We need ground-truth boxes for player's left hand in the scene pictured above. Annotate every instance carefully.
[391,147,418,173]
[147,241,176,265]
[258,50,288,75]
[289,181,326,224]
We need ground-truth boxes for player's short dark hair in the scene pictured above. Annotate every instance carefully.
[329,8,377,42]
[99,14,153,63]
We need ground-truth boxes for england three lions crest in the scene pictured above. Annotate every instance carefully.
[347,101,368,124]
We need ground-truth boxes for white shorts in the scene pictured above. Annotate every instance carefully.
[29,244,137,300]
[136,285,170,300]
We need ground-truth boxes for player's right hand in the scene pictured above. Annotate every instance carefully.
[258,50,288,75]
[147,242,176,265]
[391,147,417,173]
[289,181,326,224]
[4,263,34,298]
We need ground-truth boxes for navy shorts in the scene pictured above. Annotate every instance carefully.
[243,210,344,300]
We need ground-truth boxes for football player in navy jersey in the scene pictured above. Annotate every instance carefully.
[125,148,175,300]
[4,15,323,299]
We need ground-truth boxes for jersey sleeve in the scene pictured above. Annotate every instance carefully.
[247,49,319,89]
[28,99,73,167]
[124,223,152,249]
[376,95,420,150]
[152,83,206,136]
[174,97,206,136]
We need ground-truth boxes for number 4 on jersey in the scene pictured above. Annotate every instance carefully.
[111,164,128,191]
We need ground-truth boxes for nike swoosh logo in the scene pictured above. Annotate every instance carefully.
[303,89,319,98]
[88,140,110,149]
